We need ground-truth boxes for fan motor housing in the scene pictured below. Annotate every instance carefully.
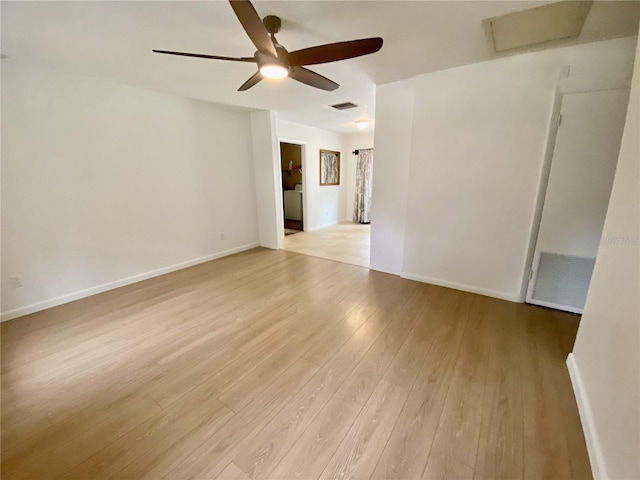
[263,15,281,34]
[255,48,290,70]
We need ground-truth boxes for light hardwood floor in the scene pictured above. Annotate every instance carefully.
[1,248,591,479]
[282,221,370,267]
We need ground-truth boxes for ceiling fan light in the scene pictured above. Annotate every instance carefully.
[260,64,289,79]
[355,120,369,130]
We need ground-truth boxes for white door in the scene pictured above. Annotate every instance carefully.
[527,89,629,313]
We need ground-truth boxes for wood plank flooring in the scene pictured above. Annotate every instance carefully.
[282,221,370,268]
[1,248,591,479]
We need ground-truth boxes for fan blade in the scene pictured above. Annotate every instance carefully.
[229,0,278,57]
[288,37,383,66]
[238,71,263,91]
[289,67,339,91]
[152,50,255,62]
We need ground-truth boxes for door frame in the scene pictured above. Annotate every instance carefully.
[519,87,563,303]
[277,138,308,238]
[522,86,630,313]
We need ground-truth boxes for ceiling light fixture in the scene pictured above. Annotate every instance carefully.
[355,120,369,130]
[259,64,289,79]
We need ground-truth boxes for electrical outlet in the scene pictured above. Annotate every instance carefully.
[9,276,22,288]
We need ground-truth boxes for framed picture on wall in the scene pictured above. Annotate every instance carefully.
[319,149,340,186]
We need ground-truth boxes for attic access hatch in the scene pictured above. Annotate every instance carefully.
[486,0,593,53]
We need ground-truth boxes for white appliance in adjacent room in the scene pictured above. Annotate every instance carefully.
[284,189,303,221]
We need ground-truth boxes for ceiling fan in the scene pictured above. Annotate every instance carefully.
[153,0,383,92]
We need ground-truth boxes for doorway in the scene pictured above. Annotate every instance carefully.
[527,88,629,313]
[280,142,304,235]
[280,143,373,268]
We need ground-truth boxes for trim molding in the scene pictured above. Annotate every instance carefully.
[307,220,338,232]
[400,272,521,302]
[527,298,584,315]
[369,265,400,276]
[567,353,608,479]
[1,243,260,322]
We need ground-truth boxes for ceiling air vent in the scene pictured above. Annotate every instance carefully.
[330,102,358,110]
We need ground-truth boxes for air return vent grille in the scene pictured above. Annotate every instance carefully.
[532,252,595,310]
[330,102,358,110]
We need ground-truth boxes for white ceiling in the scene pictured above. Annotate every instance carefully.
[2,1,638,133]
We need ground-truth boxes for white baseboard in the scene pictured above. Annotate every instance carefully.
[369,265,401,276]
[527,298,584,315]
[307,220,338,232]
[400,272,522,302]
[0,242,259,322]
[567,353,608,479]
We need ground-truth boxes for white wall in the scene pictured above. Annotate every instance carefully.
[251,110,283,249]
[343,132,375,221]
[402,52,562,301]
[1,62,259,320]
[275,119,346,231]
[371,36,637,297]
[568,34,639,480]
[370,80,415,274]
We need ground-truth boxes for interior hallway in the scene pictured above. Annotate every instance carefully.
[282,221,371,268]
